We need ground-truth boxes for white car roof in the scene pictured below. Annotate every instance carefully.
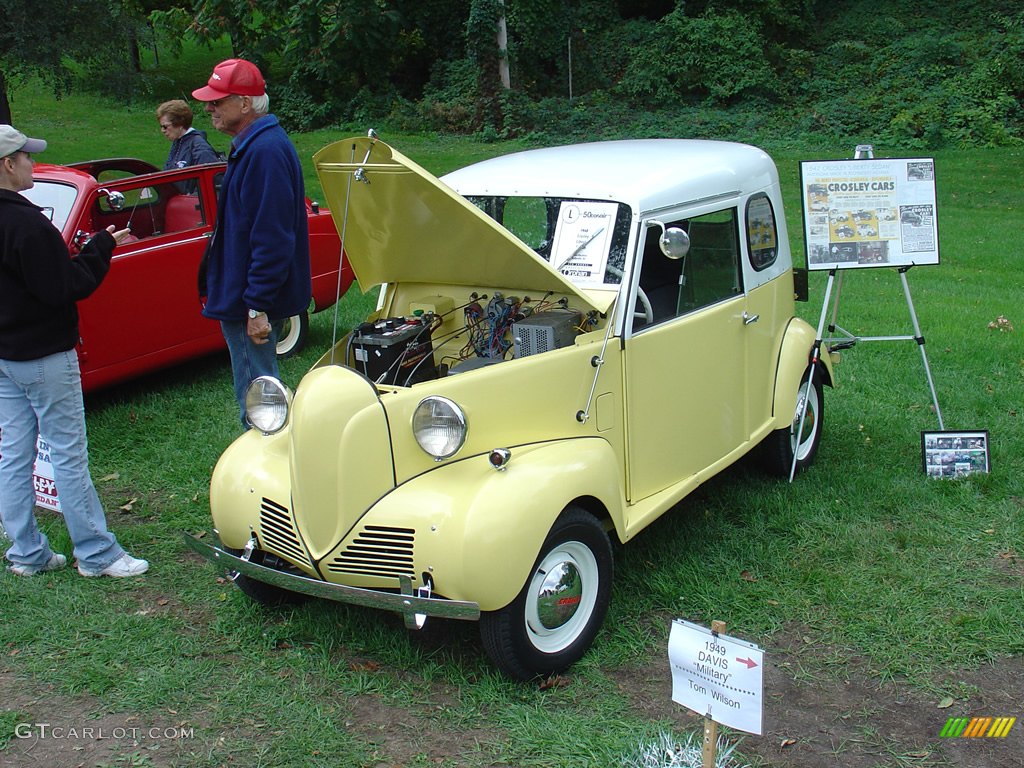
[441,139,781,216]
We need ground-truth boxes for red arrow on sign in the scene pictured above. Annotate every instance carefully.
[736,657,758,669]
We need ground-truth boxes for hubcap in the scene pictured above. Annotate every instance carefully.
[535,561,583,630]
[791,383,818,459]
[525,541,598,653]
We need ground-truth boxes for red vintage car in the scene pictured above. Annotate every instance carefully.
[23,158,353,393]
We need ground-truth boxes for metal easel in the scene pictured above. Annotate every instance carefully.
[790,144,944,481]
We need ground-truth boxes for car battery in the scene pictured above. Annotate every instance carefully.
[351,317,437,385]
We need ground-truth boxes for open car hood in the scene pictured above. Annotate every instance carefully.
[313,137,604,314]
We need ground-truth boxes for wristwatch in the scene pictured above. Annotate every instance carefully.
[247,309,266,319]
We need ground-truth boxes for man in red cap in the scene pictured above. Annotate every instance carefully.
[192,58,312,424]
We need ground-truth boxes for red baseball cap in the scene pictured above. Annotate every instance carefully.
[192,59,266,101]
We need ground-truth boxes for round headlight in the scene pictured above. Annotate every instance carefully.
[245,376,292,434]
[413,396,466,459]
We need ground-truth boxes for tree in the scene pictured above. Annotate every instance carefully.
[187,0,465,128]
[0,0,140,124]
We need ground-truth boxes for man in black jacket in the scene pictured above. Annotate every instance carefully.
[0,124,149,578]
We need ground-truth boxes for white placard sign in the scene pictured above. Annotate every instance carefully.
[669,619,764,735]
[801,157,939,270]
[0,429,61,512]
[549,201,617,283]
[33,436,62,512]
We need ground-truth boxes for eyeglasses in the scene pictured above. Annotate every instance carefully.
[208,95,242,109]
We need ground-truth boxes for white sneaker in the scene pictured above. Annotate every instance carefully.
[8,552,66,577]
[78,552,149,578]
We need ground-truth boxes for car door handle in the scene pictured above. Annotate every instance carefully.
[743,312,760,325]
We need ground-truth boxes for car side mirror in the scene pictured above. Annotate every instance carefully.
[648,221,690,260]
[98,188,126,212]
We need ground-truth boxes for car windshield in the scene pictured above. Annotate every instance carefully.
[466,195,633,287]
[23,181,78,233]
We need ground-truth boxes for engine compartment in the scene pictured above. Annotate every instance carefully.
[346,290,596,387]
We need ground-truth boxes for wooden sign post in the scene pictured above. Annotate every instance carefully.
[702,619,728,768]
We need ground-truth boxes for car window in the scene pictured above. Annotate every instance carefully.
[466,195,632,287]
[682,208,743,310]
[745,193,779,271]
[92,180,207,240]
[635,207,743,328]
[22,181,78,233]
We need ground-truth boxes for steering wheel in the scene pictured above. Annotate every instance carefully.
[606,266,654,325]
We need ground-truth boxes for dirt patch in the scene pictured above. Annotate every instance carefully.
[0,671,202,768]
[345,688,510,768]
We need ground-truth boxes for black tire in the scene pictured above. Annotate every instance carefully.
[479,506,613,680]
[276,311,309,358]
[760,368,824,477]
[223,547,310,606]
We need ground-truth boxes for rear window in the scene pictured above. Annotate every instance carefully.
[745,193,779,271]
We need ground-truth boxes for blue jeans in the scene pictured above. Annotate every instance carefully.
[220,320,281,425]
[0,350,125,572]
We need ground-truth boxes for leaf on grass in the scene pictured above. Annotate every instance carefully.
[349,660,381,673]
[998,550,1017,560]
[937,696,955,709]
[740,569,757,582]
[157,597,169,606]
[983,528,995,535]
[99,472,120,482]
[119,497,138,512]
[539,674,569,690]
[780,738,797,747]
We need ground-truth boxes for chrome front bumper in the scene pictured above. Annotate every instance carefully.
[182,533,481,628]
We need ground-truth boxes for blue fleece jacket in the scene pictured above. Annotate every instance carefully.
[201,114,312,322]
[163,128,221,170]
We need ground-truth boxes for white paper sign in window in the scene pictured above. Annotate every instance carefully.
[550,201,618,283]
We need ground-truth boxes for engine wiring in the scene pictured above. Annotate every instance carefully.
[342,290,593,385]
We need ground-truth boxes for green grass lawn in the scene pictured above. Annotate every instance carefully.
[1,52,1022,768]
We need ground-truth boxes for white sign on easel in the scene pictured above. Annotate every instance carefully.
[794,147,945,444]
[801,156,939,271]
[669,619,764,735]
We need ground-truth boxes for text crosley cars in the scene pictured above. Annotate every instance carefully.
[186,136,836,680]
[24,158,353,393]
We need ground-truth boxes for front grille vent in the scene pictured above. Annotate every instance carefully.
[327,525,415,578]
[259,497,311,569]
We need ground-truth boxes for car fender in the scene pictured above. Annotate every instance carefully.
[208,429,300,552]
[367,437,624,612]
[772,317,835,422]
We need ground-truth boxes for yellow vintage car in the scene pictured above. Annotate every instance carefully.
[186,134,835,680]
